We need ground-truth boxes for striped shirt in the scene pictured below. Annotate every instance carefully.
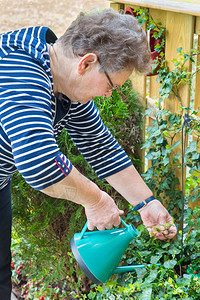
[0,26,132,191]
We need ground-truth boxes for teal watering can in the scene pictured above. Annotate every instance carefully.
[70,218,156,284]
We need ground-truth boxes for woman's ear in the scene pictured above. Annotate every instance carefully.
[77,53,98,74]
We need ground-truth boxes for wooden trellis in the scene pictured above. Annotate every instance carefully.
[109,0,200,207]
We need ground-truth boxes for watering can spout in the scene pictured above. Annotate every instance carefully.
[70,219,159,284]
[113,264,161,274]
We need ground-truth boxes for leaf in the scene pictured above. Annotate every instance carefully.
[162,156,170,166]
[184,54,190,62]
[164,259,177,269]
[135,267,147,279]
[155,136,164,145]
[150,255,162,264]
[192,152,200,160]
[163,84,173,94]
[185,141,197,154]
[143,108,154,117]
[138,287,152,300]
[171,140,181,150]
[175,274,192,287]
[144,269,158,283]
[149,129,161,138]
[141,140,152,149]
[177,47,183,53]
[145,152,153,160]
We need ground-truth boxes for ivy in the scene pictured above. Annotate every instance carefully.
[93,8,200,299]
[10,8,200,299]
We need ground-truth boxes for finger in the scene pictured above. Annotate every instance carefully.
[119,209,124,216]
[167,233,176,239]
[165,225,177,238]
[162,230,169,236]
[148,227,166,240]
[106,211,124,227]
[97,225,106,231]
[105,224,112,230]
[156,227,177,240]
[156,234,167,240]
[154,229,169,240]
[87,221,95,231]
[113,218,121,227]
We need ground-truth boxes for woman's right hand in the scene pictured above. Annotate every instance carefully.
[84,191,124,231]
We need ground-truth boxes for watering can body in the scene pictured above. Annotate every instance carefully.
[70,219,140,284]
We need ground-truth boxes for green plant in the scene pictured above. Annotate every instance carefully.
[94,80,144,169]
[90,9,200,300]
[11,8,200,298]
[11,80,143,296]
[90,211,200,299]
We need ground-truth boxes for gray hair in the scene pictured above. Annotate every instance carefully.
[56,8,151,73]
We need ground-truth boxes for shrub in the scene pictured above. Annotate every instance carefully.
[11,80,143,295]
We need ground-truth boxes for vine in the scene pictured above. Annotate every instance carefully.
[130,8,200,223]
[91,8,200,300]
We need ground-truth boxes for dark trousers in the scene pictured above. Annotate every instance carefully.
[0,182,12,300]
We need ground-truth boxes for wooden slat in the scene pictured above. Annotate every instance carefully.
[149,7,167,26]
[108,0,200,17]
[189,132,200,208]
[149,8,167,103]
[124,3,147,102]
[124,3,140,10]
[194,35,200,116]
[164,12,194,203]
[147,9,167,168]
[123,4,147,171]
[165,12,194,110]
[191,35,200,207]
[195,16,200,34]
[110,2,124,10]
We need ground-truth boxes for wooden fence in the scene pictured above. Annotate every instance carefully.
[109,0,200,207]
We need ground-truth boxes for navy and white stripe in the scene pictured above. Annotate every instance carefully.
[0,26,132,191]
[64,100,132,179]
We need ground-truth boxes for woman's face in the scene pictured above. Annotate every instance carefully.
[71,66,132,104]
[57,52,132,104]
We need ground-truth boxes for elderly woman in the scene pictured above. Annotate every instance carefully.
[0,9,177,299]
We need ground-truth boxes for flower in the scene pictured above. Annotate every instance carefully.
[11,262,15,269]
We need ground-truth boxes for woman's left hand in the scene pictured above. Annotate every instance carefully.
[139,199,177,240]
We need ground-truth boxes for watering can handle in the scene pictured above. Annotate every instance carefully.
[79,218,129,239]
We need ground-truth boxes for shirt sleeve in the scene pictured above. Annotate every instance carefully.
[0,51,73,190]
[0,94,73,190]
[65,101,133,179]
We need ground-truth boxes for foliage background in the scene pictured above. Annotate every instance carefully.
[8,4,200,299]
[11,81,144,297]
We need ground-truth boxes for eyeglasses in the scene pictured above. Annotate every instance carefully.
[98,57,116,92]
